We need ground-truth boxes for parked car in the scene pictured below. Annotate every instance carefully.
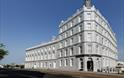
[0,65,4,68]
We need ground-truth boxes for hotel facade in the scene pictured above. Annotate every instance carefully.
[25,0,118,73]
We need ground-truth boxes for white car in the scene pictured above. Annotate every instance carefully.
[0,65,4,68]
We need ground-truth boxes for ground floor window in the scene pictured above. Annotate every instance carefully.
[79,58,84,71]
[60,60,62,67]
[65,59,68,66]
[70,58,74,67]
[53,62,56,68]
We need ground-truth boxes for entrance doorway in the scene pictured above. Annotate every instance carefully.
[87,58,93,71]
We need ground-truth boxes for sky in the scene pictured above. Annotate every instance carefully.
[0,0,124,64]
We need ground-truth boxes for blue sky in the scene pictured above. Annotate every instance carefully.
[0,0,124,64]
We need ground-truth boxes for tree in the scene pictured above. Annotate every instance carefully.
[0,43,8,60]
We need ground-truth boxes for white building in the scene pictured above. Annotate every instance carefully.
[117,61,124,73]
[25,0,118,73]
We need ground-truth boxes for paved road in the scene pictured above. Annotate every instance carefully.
[0,68,124,78]
[0,68,75,78]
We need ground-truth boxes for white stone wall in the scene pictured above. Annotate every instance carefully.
[25,41,58,69]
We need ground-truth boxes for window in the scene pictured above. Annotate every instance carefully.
[105,31,107,37]
[45,62,47,68]
[78,16,82,23]
[59,35,62,40]
[62,34,64,39]
[87,13,91,20]
[70,47,73,56]
[87,23,91,25]
[70,38,73,45]
[40,53,43,60]
[87,33,92,41]
[99,18,102,24]
[79,25,82,32]
[87,13,91,15]
[70,29,73,35]
[65,32,68,38]
[70,22,73,27]
[95,15,99,22]
[60,28,63,33]
[101,28,103,34]
[65,40,67,47]
[78,34,82,42]
[70,58,74,66]
[87,44,92,54]
[60,42,63,48]
[64,25,67,30]
[52,51,55,59]
[48,47,51,51]
[79,58,83,69]
[87,23,91,29]
[99,36,101,43]
[53,46,55,50]
[65,49,68,56]
[96,25,98,31]
[48,52,50,59]
[102,47,105,55]
[96,45,98,54]
[44,52,47,60]
[79,46,83,54]
[53,62,56,68]
[59,50,62,57]
[65,59,68,66]
[73,19,77,25]
[41,62,43,68]
[60,60,62,67]
[102,37,104,44]
[96,34,98,42]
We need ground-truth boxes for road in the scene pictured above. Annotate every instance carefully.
[0,68,74,78]
[0,68,124,78]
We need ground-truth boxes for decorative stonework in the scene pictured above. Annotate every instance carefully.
[85,0,92,8]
